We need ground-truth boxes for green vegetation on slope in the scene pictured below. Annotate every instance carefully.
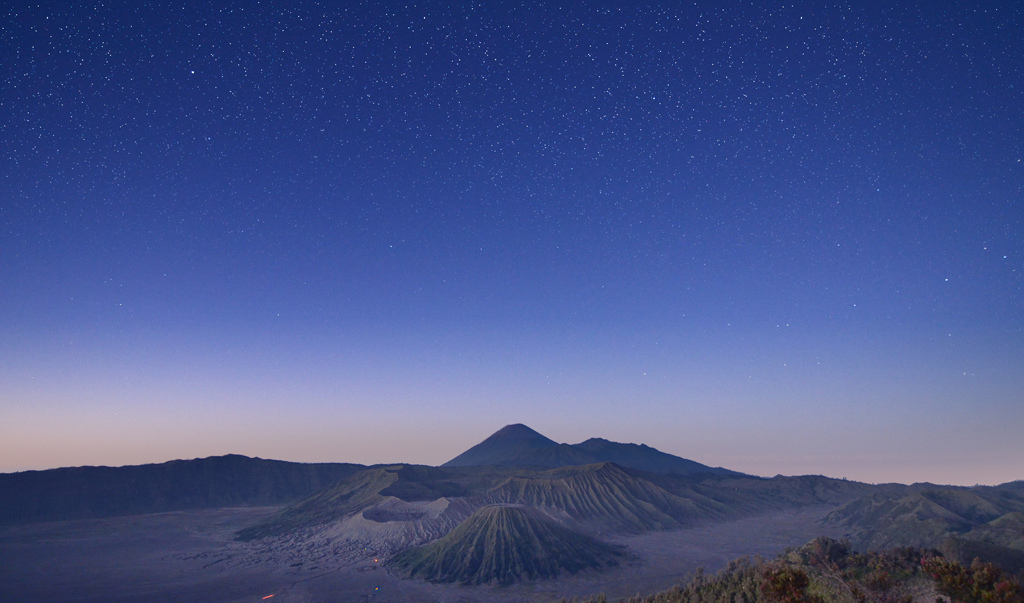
[825,484,1024,573]
[390,505,626,585]
[561,537,1024,603]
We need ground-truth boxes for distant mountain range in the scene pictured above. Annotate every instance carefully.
[0,454,362,525]
[822,479,1024,573]
[0,424,738,527]
[443,423,742,476]
[3,423,1022,585]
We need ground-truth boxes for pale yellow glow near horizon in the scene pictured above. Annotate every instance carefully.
[2,407,1021,487]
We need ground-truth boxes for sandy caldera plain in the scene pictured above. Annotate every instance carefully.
[0,504,843,603]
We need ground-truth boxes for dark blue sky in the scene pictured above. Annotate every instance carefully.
[2,1,1022,484]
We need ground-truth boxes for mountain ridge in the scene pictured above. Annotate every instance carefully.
[6,424,1022,587]
[443,423,742,476]
[0,454,364,526]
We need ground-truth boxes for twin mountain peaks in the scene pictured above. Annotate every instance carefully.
[442,423,740,477]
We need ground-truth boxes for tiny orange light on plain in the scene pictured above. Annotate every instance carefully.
[262,596,275,600]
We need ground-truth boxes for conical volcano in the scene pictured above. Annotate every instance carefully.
[443,424,742,476]
[443,423,594,468]
[482,424,553,442]
[389,505,625,585]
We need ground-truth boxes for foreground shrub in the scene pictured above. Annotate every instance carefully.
[923,556,1023,603]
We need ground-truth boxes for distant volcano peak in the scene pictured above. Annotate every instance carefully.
[485,424,553,443]
[443,424,580,468]
[443,424,743,477]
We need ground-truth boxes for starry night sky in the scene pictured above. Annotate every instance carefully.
[2,1,1022,484]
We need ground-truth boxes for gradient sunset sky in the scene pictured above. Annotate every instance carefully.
[2,1,1021,485]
